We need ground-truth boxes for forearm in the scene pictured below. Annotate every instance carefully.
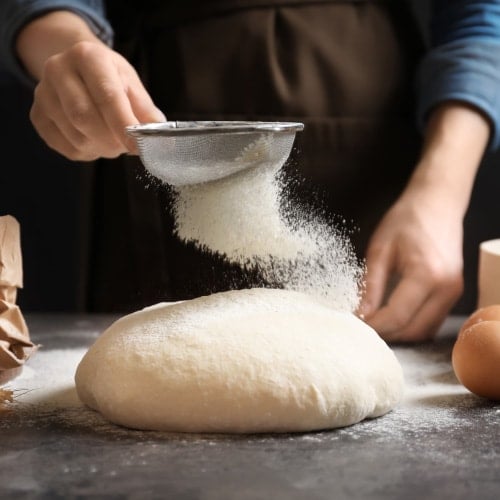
[405,102,490,217]
[16,10,104,81]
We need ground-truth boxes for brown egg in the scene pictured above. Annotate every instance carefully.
[452,320,500,400]
[459,304,500,334]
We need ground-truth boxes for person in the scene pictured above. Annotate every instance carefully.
[0,0,499,342]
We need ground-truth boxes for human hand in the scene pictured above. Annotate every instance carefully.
[15,11,165,161]
[358,102,491,342]
[30,40,165,161]
[359,186,464,342]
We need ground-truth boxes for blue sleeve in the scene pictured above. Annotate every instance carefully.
[417,0,500,150]
[0,0,113,86]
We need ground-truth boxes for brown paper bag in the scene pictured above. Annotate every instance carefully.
[0,216,35,384]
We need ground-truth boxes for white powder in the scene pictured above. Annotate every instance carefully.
[2,339,491,444]
[4,349,85,408]
[173,162,363,312]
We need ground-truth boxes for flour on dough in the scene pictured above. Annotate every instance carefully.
[75,288,404,433]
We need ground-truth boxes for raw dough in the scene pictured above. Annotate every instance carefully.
[75,288,404,433]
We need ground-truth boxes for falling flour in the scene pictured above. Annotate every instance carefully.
[173,162,363,312]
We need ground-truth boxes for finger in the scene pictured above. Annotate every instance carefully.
[30,81,117,160]
[120,65,166,155]
[365,273,432,341]
[30,112,90,161]
[52,72,127,157]
[122,64,166,123]
[32,84,86,147]
[359,242,394,319]
[388,287,456,342]
[384,272,463,342]
[40,56,128,158]
[75,49,145,151]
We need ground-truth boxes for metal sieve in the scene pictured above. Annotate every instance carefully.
[126,121,304,186]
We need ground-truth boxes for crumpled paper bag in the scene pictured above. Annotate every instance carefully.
[0,215,35,384]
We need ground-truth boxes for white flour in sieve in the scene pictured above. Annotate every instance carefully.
[173,160,363,312]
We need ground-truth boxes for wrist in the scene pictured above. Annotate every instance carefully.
[420,102,489,171]
[16,11,104,80]
[404,102,490,215]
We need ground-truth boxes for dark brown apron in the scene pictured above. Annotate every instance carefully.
[87,0,425,311]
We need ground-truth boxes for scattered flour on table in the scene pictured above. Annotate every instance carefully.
[0,348,129,435]
[173,164,363,312]
[4,349,85,408]
[3,341,492,442]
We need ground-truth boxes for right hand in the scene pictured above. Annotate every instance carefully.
[30,40,165,161]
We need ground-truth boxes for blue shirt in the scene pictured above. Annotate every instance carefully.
[1,0,500,149]
[418,0,500,150]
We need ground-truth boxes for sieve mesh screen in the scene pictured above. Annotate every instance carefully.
[127,121,303,186]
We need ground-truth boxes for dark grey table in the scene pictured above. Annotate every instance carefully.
[1,314,499,500]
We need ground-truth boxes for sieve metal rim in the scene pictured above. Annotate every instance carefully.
[126,121,304,138]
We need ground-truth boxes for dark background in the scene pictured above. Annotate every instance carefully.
[0,69,93,311]
[1,63,499,313]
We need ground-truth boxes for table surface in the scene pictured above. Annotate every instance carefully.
[1,314,499,500]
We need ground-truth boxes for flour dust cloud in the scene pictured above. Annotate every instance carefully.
[172,160,363,313]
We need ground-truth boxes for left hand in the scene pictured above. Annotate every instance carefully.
[359,183,464,342]
[358,102,490,342]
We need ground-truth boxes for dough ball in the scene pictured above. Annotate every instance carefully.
[75,288,404,433]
